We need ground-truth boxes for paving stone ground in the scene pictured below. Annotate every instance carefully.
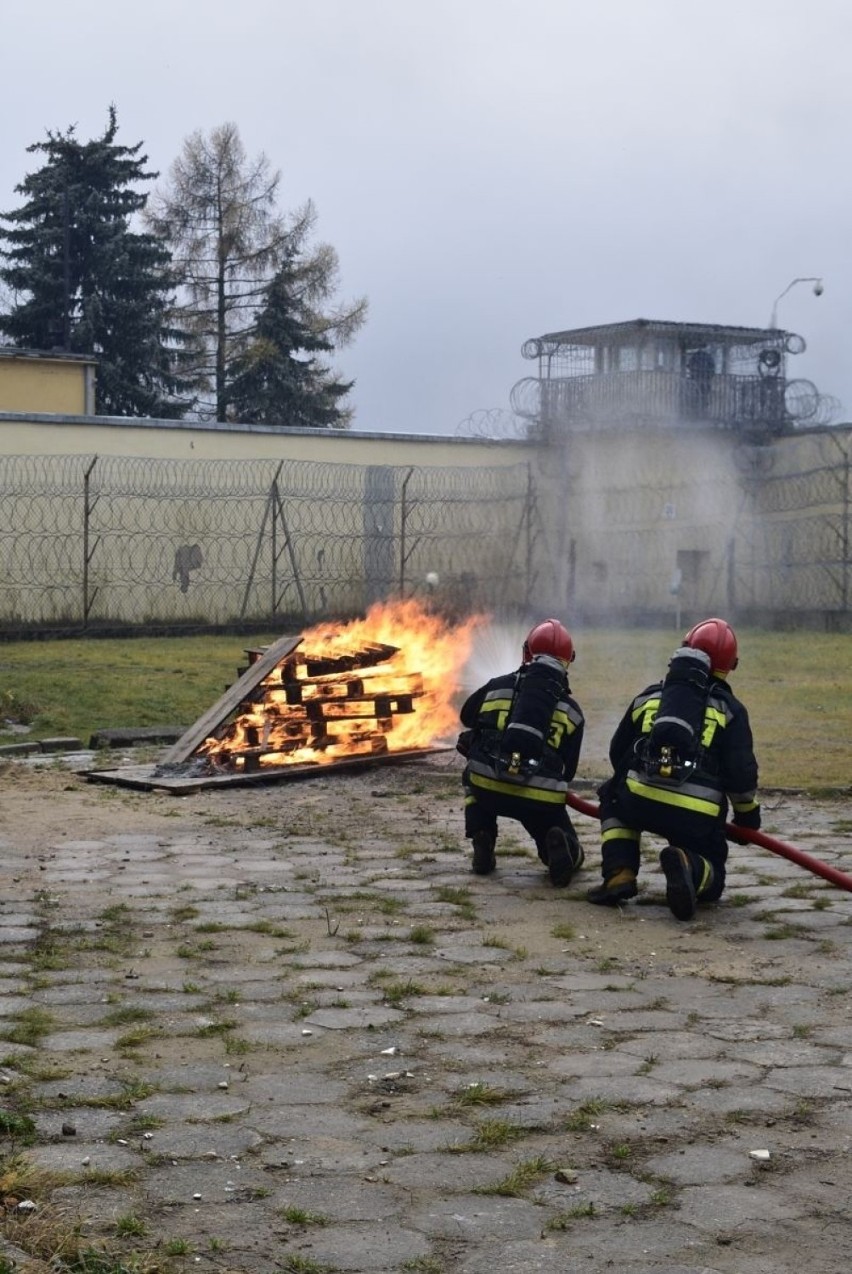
[1,753,852,1273]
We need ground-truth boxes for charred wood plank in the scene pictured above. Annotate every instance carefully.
[299,642,399,677]
[159,634,303,765]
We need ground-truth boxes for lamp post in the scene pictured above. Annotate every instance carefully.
[769,277,824,330]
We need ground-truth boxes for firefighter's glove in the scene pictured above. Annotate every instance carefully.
[456,730,473,759]
[729,805,761,845]
[596,777,620,813]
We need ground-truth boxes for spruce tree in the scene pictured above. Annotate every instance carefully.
[227,253,355,428]
[0,106,193,418]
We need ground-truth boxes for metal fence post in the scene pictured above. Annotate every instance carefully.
[241,468,276,619]
[399,467,415,597]
[272,479,308,624]
[825,433,851,615]
[82,456,99,629]
[843,444,850,614]
[525,463,534,609]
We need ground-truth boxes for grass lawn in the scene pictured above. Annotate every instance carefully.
[572,626,852,792]
[0,625,850,791]
[0,631,281,750]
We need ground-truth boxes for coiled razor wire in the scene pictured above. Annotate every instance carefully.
[0,454,537,629]
[1,428,851,630]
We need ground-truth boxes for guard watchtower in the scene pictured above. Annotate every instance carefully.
[511,318,819,440]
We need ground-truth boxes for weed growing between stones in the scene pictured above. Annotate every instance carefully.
[368,974,429,1006]
[763,921,810,940]
[0,1112,36,1143]
[563,1099,614,1131]
[278,1253,336,1272]
[279,1205,329,1227]
[113,1213,147,1238]
[4,1007,54,1049]
[551,922,576,941]
[447,1118,526,1152]
[401,1256,444,1273]
[478,1156,554,1197]
[408,925,436,945]
[452,1082,515,1107]
[434,885,477,920]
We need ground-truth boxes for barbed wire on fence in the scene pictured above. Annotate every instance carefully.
[0,454,536,630]
[2,426,850,632]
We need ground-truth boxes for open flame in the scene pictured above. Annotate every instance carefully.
[197,598,486,771]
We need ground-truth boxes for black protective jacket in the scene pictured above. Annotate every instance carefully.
[460,656,584,807]
[608,674,760,830]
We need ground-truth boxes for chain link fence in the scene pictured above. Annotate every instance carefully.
[0,454,541,632]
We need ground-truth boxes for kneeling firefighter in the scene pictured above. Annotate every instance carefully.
[587,617,761,920]
[457,618,585,886]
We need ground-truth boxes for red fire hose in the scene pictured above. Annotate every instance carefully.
[565,791,852,895]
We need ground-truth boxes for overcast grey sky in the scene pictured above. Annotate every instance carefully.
[2,0,849,434]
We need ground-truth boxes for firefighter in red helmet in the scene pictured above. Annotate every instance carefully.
[457,618,585,885]
[587,617,760,920]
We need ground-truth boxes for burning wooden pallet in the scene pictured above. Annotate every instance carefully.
[87,630,450,794]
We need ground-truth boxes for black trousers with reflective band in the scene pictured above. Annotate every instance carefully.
[600,783,727,900]
[464,785,580,862]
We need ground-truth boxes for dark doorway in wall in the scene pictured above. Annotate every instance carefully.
[676,549,710,612]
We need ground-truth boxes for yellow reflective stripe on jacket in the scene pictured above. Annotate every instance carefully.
[467,757,567,791]
[696,857,714,894]
[625,774,723,817]
[481,689,514,711]
[731,796,759,814]
[602,824,641,844]
[557,701,584,730]
[547,702,582,751]
[481,695,579,730]
[632,691,731,748]
[632,693,660,734]
[701,702,729,748]
[467,772,567,803]
[476,689,581,754]
[478,689,515,732]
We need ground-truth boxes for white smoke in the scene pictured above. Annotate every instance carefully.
[456,618,529,696]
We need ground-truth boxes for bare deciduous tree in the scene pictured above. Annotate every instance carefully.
[148,122,365,425]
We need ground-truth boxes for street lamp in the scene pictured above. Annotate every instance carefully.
[769,277,824,330]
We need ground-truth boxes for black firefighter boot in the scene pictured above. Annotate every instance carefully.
[658,846,713,921]
[471,830,497,876]
[586,867,639,906]
[544,827,584,888]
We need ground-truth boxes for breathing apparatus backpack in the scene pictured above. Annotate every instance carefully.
[636,646,712,784]
[498,654,566,779]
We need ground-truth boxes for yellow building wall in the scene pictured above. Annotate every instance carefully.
[0,358,95,415]
[0,412,527,469]
[4,401,846,626]
[0,422,542,627]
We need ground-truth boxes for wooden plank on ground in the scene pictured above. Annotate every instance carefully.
[158,634,303,765]
[85,747,452,794]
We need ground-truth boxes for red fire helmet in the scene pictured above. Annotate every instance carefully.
[683,617,739,674]
[523,618,575,666]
